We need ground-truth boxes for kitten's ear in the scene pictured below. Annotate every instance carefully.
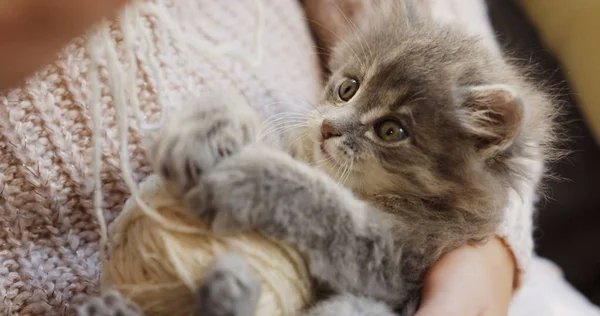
[457,84,524,155]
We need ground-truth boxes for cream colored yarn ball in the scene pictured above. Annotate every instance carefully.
[104,175,314,316]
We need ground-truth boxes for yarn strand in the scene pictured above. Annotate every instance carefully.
[120,6,145,131]
[85,0,266,294]
[98,18,201,234]
[86,30,108,292]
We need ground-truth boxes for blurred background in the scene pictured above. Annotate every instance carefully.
[486,0,600,305]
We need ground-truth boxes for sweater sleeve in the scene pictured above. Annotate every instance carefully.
[496,157,543,288]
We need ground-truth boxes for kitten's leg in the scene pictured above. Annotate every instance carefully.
[151,93,263,315]
[193,144,416,306]
[77,291,144,316]
[300,294,396,316]
[194,253,261,316]
[150,92,261,198]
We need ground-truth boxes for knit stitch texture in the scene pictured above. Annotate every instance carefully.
[0,1,321,314]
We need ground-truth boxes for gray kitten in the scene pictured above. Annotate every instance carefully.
[80,1,558,315]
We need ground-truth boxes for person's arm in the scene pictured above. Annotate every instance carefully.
[0,0,128,89]
[496,190,536,289]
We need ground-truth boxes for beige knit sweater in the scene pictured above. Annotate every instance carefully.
[0,0,533,315]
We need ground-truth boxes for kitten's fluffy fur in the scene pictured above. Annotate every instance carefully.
[79,1,557,316]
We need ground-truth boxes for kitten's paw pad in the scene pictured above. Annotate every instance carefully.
[151,93,261,197]
[78,291,143,316]
[154,128,242,196]
[195,253,261,316]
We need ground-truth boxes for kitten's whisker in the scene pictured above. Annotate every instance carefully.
[340,161,351,185]
[263,115,307,123]
[286,131,312,153]
[315,152,339,170]
[259,110,310,130]
[260,121,310,134]
[313,158,333,169]
[261,121,308,133]
[258,121,304,140]
[264,109,310,119]
[303,17,366,69]
[338,163,347,183]
[341,159,354,186]
[262,117,308,127]
[281,127,312,138]
[311,156,332,166]
[270,90,323,115]
[260,118,308,131]
[328,159,341,178]
[263,110,310,119]
[333,157,345,181]
[260,100,314,116]
[330,0,372,61]
[313,45,332,55]
[264,93,315,111]
[259,126,311,141]
[261,114,310,128]
[261,109,311,121]
[258,123,311,141]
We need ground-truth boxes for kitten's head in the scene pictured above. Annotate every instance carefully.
[298,1,548,220]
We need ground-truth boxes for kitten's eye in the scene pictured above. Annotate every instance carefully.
[338,79,359,101]
[375,120,408,142]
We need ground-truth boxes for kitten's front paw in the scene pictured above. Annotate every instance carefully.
[195,253,261,316]
[151,92,261,198]
[186,164,254,234]
[77,291,143,316]
[195,144,300,235]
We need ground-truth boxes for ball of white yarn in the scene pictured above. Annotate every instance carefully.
[104,175,313,316]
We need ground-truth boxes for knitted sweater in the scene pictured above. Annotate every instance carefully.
[0,0,533,315]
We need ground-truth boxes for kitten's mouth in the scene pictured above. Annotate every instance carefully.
[319,141,330,158]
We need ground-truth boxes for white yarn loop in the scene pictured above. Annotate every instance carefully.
[120,6,145,131]
[85,0,265,294]
[86,31,108,291]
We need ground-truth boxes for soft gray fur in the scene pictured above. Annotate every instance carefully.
[79,0,558,315]
[194,253,262,316]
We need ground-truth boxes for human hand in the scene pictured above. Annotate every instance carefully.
[0,0,129,89]
[415,238,516,316]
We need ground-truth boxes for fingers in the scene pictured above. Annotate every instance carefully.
[0,0,129,89]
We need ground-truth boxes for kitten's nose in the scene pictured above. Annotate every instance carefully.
[321,120,342,140]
